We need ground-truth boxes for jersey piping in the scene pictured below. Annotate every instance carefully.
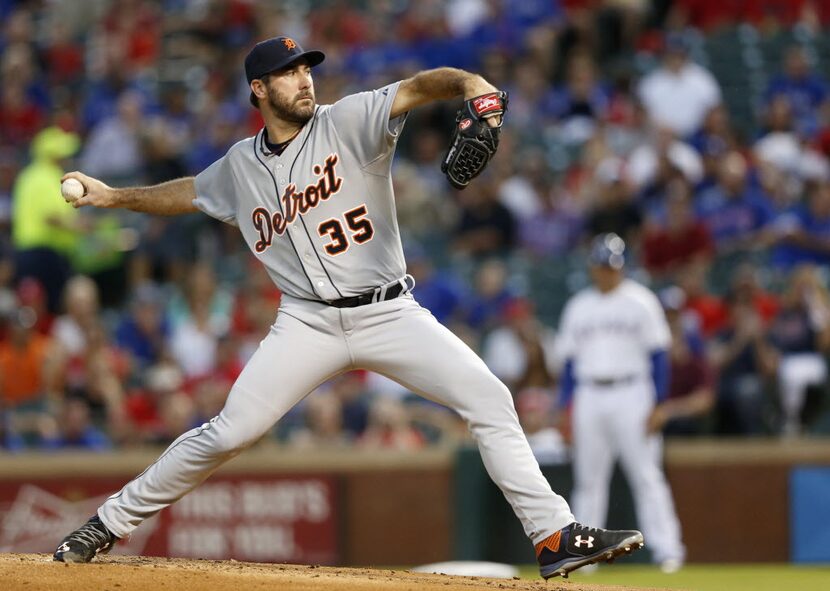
[286,108,345,299]
[252,130,319,298]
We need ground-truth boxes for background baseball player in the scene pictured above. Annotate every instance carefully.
[52,36,643,579]
[557,233,685,573]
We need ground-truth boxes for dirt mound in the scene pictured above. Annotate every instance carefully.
[2,553,662,591]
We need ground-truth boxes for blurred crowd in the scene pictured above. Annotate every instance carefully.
[3,0,830,455]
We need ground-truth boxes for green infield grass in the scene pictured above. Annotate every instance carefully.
[517,563,830,590]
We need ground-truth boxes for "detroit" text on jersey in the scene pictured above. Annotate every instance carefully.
[252,154,343,253]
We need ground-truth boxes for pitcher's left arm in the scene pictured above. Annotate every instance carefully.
[390,68,500,119]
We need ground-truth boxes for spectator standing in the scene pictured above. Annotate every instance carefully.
[11,127,83,313]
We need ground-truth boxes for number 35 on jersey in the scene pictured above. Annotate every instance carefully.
[250,153,375,256]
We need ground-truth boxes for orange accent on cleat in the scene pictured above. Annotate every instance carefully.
[534,530,563,557]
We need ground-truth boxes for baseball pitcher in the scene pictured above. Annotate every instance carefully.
[53,36,643,579]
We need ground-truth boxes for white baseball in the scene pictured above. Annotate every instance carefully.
[61,178,85,202]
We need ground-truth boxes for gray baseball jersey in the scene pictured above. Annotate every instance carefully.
[193,82,407,301]
[94,81,576,554]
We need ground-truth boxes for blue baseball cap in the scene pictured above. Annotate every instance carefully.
[245,36,325,106]
[589,233,626,269]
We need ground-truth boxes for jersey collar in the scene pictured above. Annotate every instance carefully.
[257,107,318,158]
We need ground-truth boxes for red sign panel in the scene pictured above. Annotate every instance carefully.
[0,474,338,564]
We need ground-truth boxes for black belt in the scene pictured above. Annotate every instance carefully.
[589,375,638,388]
[326,276,414,308]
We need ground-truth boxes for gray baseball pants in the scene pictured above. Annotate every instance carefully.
[98,293,574,544]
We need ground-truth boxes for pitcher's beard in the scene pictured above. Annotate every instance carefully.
[266,88,315,124]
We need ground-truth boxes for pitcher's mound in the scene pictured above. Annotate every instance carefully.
[1,553,660,591]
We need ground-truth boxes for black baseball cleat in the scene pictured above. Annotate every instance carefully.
[535,521,644,579]
[53,515,119,563]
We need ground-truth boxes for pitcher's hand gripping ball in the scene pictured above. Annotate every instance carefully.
[441,91,508,189]
[61,178,86,202]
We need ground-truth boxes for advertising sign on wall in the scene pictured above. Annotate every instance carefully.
[0,474,338,564]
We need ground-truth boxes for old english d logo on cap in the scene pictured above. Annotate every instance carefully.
[245,36,325,83]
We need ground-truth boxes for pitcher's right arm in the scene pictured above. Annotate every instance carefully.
[62,172,198,216]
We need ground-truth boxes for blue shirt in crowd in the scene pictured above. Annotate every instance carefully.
[695,185,774,245]
[766,74,828,137]
[770,206,830,268]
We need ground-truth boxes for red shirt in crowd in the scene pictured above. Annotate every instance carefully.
[643,222,714,276]
[686,291,779,337]
[674,0,829,30]
[669,354,714,400]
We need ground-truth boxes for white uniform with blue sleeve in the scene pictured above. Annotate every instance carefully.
[96,81,575,548]
[557,277,685,565]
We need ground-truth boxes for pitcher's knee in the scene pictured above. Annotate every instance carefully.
[472,377,515,415]
[206,418,260,456]
[461,381,523,436]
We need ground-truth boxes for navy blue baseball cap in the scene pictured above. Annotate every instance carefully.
[589,233,626,269]
[245,36,325,107]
